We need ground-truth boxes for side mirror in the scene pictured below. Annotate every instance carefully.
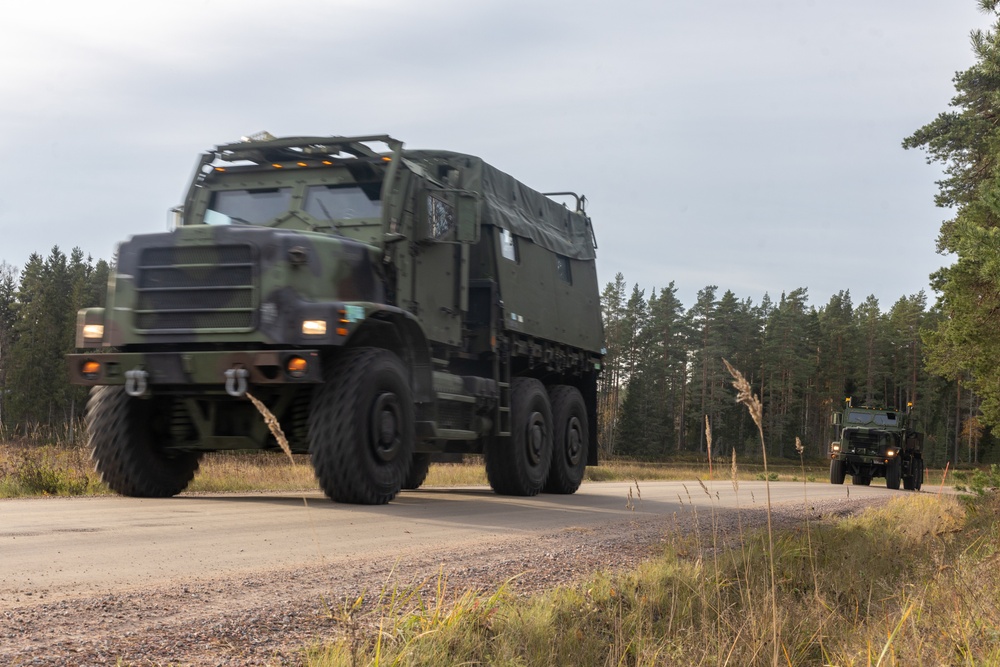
[832,412,842,426]
[168,206,184,230]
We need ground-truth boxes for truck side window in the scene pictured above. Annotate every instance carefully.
[426,194,455,239]
[500,228,518,262]
[556,254,572,284]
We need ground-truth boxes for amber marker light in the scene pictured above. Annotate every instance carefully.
[286,356,308,378]
[301,320,327,335]
[271,163,284,169]
[336,327,349,336]
[322,160,333,165]
[297,162,308,167]
[382,156,392,162]
[81,360,101,379]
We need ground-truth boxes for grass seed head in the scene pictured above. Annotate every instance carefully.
[723,358,763,433]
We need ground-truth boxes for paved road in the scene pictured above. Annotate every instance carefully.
[0,480,898,604]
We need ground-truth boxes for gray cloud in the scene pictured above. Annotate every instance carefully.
[0,0,988,310]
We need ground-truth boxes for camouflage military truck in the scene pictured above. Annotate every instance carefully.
[68,133,603,504]
[828,400,924,490]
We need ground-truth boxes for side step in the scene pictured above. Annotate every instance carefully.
[497,381,511,437]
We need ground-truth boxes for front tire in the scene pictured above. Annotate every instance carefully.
[545,385,588,494]
[309,348,414,505]
[886,457,901,490]
[905,458,925,491]
[485,377,552,496]
[87,387,201,497]
[830,458,846,485]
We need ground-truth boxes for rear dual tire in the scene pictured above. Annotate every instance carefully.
[485,378,552,496]
[545,385,588,494]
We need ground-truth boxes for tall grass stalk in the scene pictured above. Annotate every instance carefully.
[724,357,778,666]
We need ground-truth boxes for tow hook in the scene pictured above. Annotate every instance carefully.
[124,369,149,397]
[225,367,249,397]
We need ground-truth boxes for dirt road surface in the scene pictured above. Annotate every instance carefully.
[1,480,898,665]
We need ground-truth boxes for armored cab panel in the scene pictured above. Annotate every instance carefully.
[403,150,603,354]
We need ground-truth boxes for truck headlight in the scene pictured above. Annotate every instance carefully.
[76,308,106,347]
[831,444,840,452]
[886,449,896,457]
[83,324,104,341]
[301,320,327,335]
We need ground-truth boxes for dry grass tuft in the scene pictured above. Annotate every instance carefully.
[245,392,295,465]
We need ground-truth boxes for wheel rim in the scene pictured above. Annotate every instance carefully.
[526,411,547,466]
[564,416,583,466]
[371,391,403,462]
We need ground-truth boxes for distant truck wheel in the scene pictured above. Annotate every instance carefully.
[852,471,871,486]
[87,386,201,497]
[403,453,431,490]
[309,348,414,505]
[544,385,588,494]
[830,458,846,485]
[485,377,552,496]
[911,459,925,491]
[885,457,901,490]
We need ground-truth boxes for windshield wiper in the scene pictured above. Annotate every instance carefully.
[315,199,339,231]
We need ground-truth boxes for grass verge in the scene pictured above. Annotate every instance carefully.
[305,491,998,667]
[0,441,953,498]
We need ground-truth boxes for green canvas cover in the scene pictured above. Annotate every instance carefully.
[402,150,596,261]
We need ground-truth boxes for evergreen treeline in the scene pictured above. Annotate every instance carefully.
[597,274,994,467]
[0,245,994,467]
[0,248,109,436]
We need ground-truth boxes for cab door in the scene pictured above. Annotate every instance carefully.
[410,190,479,348]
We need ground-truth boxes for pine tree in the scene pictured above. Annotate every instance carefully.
[903,0,1000,426]
[0,261,17,431]
[597,273,627,454]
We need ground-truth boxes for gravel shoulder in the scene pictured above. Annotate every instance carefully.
[0,489,887,667]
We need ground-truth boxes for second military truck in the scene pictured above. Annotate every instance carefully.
[829,400,925,490]
[68,134,604,504]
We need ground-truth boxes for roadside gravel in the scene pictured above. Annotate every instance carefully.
[0,494,886,666]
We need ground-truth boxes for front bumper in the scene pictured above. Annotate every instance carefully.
[830,452,893,467]
[67,349,323,387]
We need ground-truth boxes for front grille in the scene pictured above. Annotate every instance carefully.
[135,244,256,332]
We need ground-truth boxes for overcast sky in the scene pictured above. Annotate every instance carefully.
[0,0,991,311]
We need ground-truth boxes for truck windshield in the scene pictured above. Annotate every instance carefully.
[204,188,293,225]
[304,184,381,221]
